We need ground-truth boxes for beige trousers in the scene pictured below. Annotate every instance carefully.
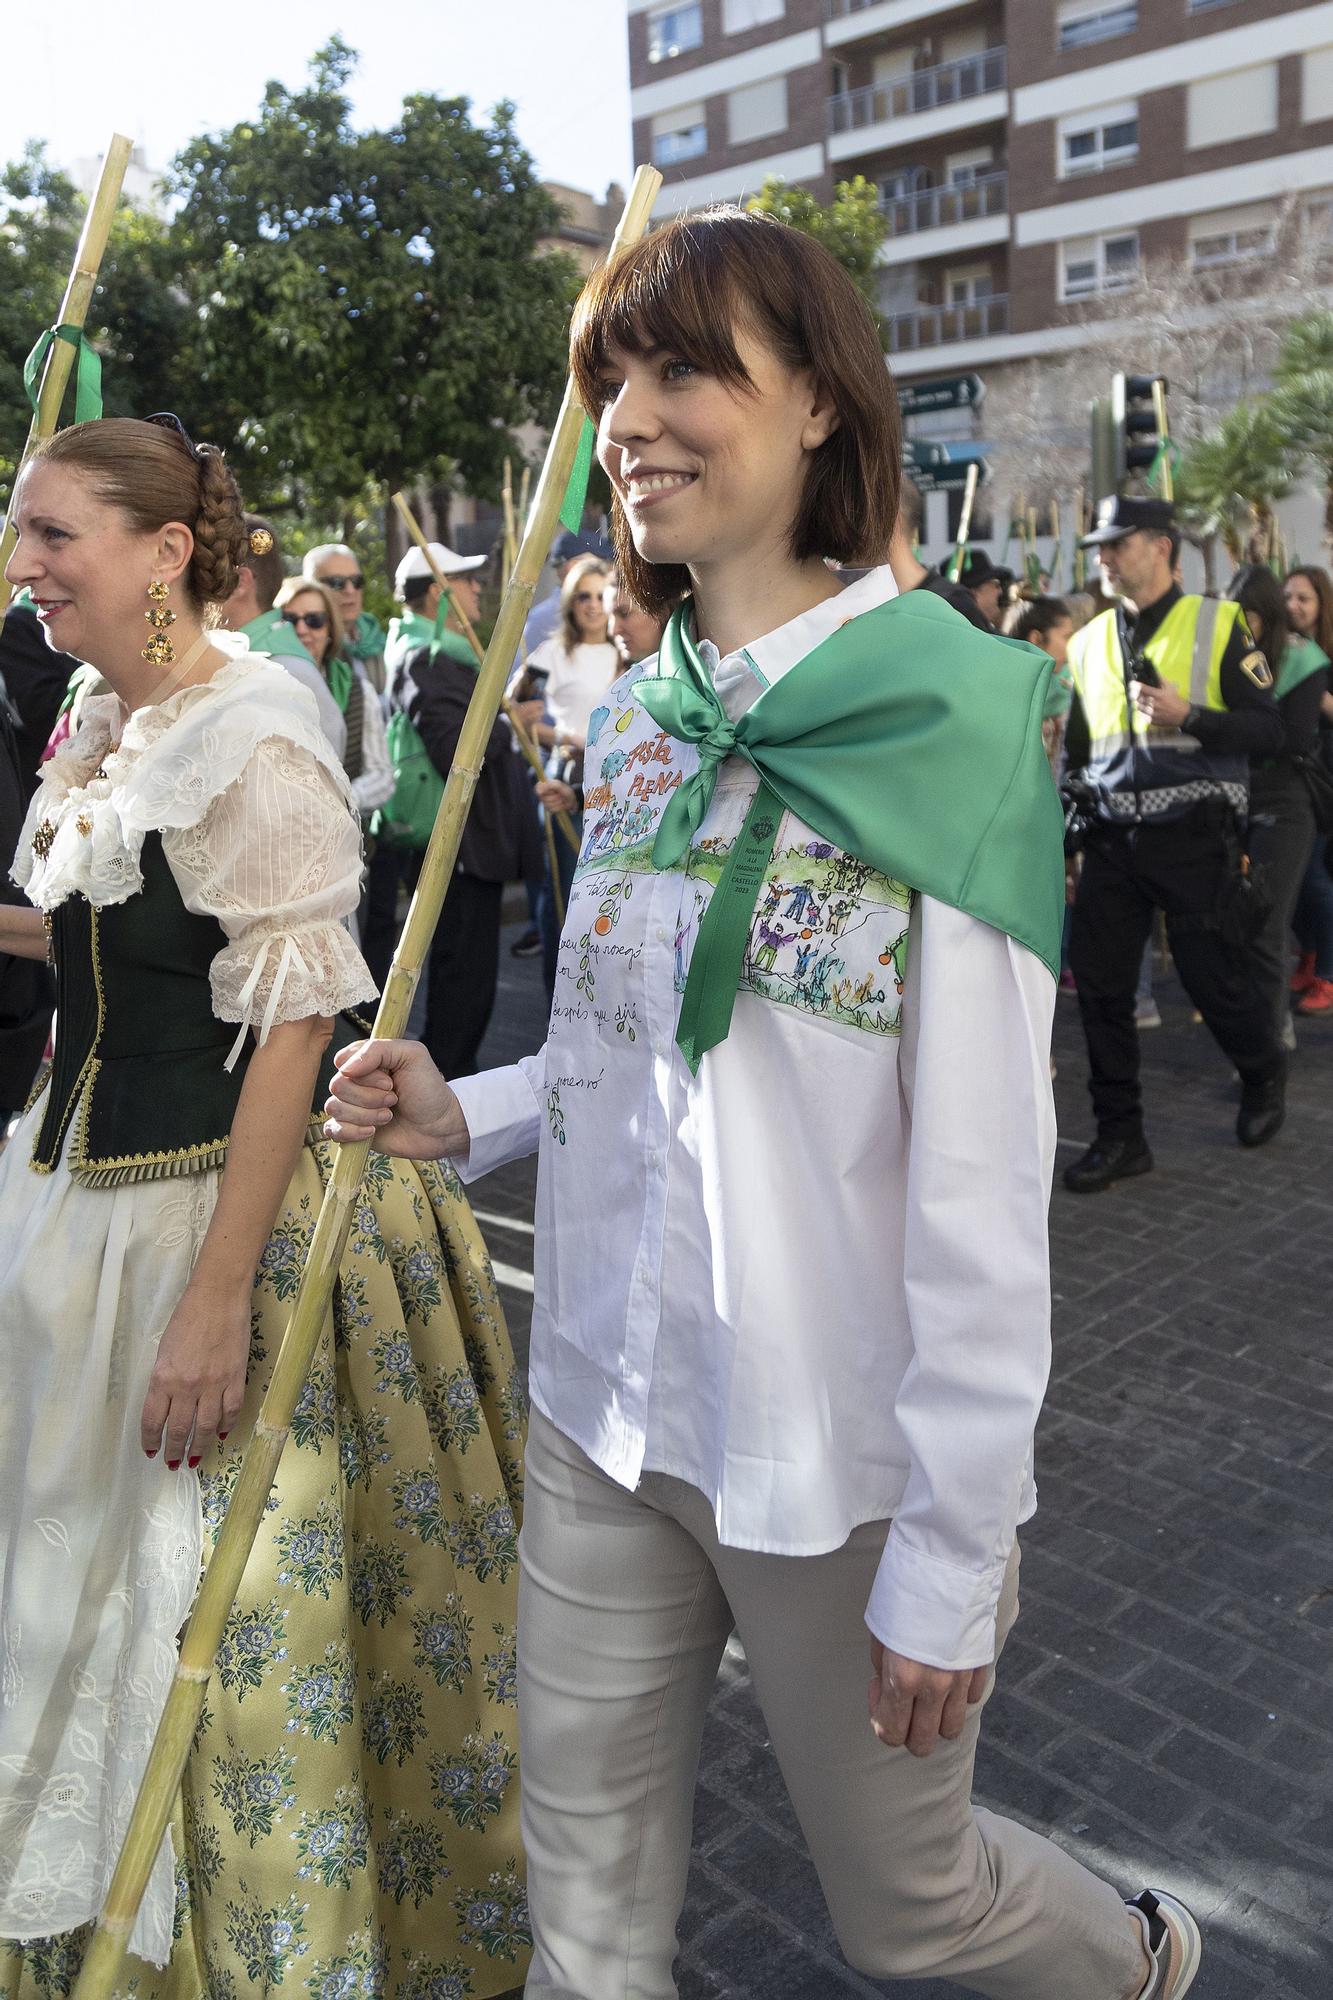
[518,1410,1146,2000]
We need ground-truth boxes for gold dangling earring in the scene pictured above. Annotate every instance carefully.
[142,579,177,666]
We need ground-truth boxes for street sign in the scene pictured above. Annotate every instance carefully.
[904,439,950,472]
[897,373,985,417]
[911,459,991,492]
[903,440,990,491]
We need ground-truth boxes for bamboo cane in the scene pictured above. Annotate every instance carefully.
[947,461,980,581]
[70,159,663,2000]
[1,134,133,594]
[1152,378,1173,502]
[501,455,517,588]
[1074,485,1086,592]
[391,489,574,924]
[518,464,531,536]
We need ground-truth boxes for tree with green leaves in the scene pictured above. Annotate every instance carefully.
[746,176,887,335]
[1270,310,1333,549]
[165,38,578,528]
[1176,400,1293,566]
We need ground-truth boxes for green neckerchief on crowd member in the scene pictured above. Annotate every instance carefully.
[324,652,354,712]
[241,605,314,663]
[425,600,479,673]
[345,609,386,662]
[385,610,436,670]
[636,590,1065,1074]
[1275,634,1331,701]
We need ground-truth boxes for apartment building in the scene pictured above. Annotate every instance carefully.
[627,0,1333,388]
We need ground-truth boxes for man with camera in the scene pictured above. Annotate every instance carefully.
[1062,495,1286,1192]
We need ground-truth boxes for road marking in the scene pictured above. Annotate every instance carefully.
[473,1208,534,1236]
[490,1258,535,1295]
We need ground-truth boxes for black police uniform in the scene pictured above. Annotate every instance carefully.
[1063,498,1286,1189]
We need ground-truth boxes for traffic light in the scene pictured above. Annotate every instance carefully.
[1112,373,1171,496]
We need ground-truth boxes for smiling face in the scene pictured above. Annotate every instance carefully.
[1285,572,1320,639]
[5,459,190,662]
[593,323,836,585]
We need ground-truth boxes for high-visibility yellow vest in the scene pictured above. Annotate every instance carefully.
[1068,596,1249,818]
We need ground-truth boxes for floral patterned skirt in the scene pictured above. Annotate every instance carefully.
[0,1137,529,2000]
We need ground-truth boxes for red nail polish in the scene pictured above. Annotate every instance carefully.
[218,1432,229,1443]
[188,1455,202,1469]
[166,1459,180,1470]
[145,1449,158,1458]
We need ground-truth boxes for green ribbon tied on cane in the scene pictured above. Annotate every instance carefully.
[635,591,1068,1076]
[23,323,104,425]
[558,415,597,536]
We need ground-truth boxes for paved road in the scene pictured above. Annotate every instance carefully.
[469,925,1333,1999]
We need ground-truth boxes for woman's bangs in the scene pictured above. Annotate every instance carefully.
[571,231,751,404]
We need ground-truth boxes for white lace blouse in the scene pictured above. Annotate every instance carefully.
[13,640,378,1062]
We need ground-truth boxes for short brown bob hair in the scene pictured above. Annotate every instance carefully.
[570,206,900,617]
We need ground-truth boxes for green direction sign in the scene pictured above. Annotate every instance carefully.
[903,440,990,490]
[898,373,985,417]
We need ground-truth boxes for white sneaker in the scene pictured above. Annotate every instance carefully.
[1128,1888,1202,1998]
[1135,997,1162,1029]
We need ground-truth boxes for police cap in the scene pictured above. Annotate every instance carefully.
[1079,494,1176,548]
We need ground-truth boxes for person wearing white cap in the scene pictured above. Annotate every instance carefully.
[386,539,486,677]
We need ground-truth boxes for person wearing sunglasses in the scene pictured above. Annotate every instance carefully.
[303,542,387,695]
[274,575,393,820]
[521,554,619,997]
[219,514,348,757]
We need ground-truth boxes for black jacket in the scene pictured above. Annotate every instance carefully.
[0,689,53,1112]
[0,603,79,798]
[403,647,543,885]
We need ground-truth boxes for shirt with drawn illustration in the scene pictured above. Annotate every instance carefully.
[452,565,1057,1671]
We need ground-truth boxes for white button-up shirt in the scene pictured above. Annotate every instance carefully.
[452,566,1056,1670]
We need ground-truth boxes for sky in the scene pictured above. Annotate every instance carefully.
[12,0,634,201]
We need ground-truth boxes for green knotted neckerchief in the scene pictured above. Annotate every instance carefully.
[1276,635,1331,701]
[635,589,1066,1073]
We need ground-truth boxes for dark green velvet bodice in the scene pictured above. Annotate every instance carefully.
[31,831,252,1185]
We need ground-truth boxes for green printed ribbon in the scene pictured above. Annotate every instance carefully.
[23,324,103,425]
[675,779,784,1071]
[558,415,596,535]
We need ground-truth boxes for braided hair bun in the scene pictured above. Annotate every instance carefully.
[190,444,249,604]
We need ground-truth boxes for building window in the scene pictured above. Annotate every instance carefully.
[1187,65,1278,148]
[1304,47,1333,123]
[1061,232,1140,300]
[647,3,703,64]
[1190,206,1278,267]
[727,76,788,146]
[722,0,784,30]
[1059,104,1139,177]
[1187,0,1240,12]
[946,264,995,307]
[652,104,708,167]
[945,148,995,186]
[1057,2,1138,51]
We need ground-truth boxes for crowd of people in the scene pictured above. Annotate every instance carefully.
[5,197,1325,2000]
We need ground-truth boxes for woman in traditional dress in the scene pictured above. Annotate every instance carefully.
[328,211,1200,2000]
[0,415,528,1999]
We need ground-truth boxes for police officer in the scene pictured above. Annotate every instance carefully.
[1062,494,1286,1192]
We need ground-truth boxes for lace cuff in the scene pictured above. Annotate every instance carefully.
[211,920,377,1071]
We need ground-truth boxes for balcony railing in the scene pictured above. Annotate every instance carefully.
[886,294,1009,353]
[826,0,955,15]
[830,47,1007,135]
[881,170,1008,236]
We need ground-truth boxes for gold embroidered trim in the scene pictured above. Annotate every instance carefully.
[70,1141,230,1190]
[31,905,105,1173]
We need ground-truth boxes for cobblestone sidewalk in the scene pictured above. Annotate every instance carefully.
[469,932,1333,1999]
